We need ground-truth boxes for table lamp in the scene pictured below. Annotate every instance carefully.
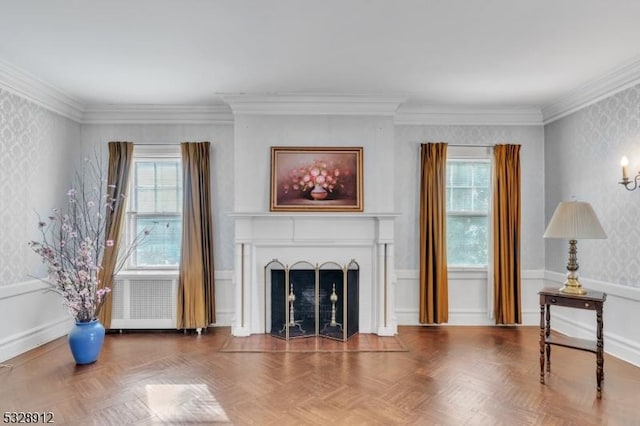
[543,201,607,295]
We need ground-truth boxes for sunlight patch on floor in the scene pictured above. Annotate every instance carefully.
[145,383,231,423]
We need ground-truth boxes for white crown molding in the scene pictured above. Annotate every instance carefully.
[394,104,544,126]
[81,104,234,124]
[0,58,85,122]
[223,93,407,116]
[542,56,640,125]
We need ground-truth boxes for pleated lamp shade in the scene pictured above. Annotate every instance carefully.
[543,201,607,239]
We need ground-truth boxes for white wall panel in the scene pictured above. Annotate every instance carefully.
[0,281,72,362]
[395,269,544,326]
[544,271,640,367]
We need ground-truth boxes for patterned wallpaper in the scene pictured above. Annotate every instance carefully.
[394,125,546,270]
[545,83,640,288]
[0,89,81,286]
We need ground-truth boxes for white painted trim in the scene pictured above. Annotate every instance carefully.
[214,270,233,281]
[545,308,640,369]
[544,271,640,302]
[395,308,541,326]
[394,269,544,326]
[115,270,179,279]
[0,279,52,300]
[82,104,234,124]
[394,268,545,280]
[223,93,407,116]
[133,144,181,158]
[542,56,640,124]
[0,279,72,362]
[115,269,232,284]
[394,104,544,126]
[0,316,71,363]
[0,58,84,122]
[212,309,234,327]
[0,58,236,124]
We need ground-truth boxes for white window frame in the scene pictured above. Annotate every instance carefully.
[124,144,182,271]
[446,146,492,271]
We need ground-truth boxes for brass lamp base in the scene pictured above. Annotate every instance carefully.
[559,239,587,295]
[559,277,587,295]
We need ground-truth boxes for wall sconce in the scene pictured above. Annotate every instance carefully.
[619,156,640,190]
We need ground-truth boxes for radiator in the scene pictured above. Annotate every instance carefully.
[110,275,178,329]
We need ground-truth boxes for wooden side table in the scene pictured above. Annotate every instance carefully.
[538,286,607,397]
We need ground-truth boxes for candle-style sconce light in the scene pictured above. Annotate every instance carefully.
[619,156,640,190]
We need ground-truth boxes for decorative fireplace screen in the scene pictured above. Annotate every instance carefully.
[265,260,359,341]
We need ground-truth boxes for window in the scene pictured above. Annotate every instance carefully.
[125,147,182,268]
[446,159,490,267]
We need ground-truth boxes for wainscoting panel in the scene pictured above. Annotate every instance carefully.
[395,269,545,326]
[0,280,71,363]
[544,271,640,367]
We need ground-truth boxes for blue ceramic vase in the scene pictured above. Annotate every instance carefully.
[68,319,105,365]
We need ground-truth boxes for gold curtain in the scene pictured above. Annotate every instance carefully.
[493,144,522,324]
[419,142,449,324]
[98,141,134,328]
[177,142,216,329]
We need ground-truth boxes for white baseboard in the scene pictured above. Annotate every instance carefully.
[547,309,640,367]
[211,309,234,327]
[0,316,71,363]
[0,280,72,363]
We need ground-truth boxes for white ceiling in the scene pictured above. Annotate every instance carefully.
[2,0,640,110]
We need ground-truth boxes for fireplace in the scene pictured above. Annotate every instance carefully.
[267,260,359,341]
[231,213,397,337]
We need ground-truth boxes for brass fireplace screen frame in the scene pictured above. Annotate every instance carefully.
[264,259,360,341]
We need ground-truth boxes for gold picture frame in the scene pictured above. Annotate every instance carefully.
[270,146,364,212]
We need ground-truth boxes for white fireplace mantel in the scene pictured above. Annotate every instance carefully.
[231,212,399,337]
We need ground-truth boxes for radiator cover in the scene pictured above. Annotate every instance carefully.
[110,275,177,329]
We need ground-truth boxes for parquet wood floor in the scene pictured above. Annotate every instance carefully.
[1,326,639,425]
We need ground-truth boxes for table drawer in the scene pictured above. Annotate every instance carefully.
[542,295,598,310]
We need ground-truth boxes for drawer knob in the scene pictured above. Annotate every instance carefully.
[551,298,557,303]
[585,302,590,307]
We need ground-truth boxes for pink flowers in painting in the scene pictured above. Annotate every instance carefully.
[283,159,348,197]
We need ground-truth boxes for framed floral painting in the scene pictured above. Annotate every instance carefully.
[270,146,363,212]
